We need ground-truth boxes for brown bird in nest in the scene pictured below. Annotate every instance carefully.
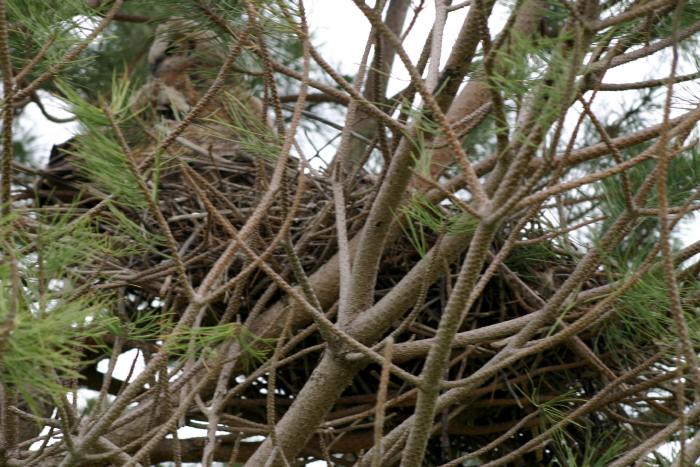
[37,19,267,205]
[139,19,218,118]
[137,19,264,124]
[135,19,270,164]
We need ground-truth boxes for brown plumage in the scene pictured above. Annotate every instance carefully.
[138,20,215,117]
[37,19,267,205]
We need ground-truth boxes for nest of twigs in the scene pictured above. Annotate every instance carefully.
[33,124,377,320]
[28,125,636,464]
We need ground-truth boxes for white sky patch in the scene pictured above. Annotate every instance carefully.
[17,91,78,166]
[96,347,146,382]
[306,0,506,97]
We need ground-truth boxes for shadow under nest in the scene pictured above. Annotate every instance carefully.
[28,131,662,465]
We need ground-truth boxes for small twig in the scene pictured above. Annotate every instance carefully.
[372,338,394,467]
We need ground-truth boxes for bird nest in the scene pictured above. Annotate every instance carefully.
[28,126,630,464]
[32,119,377,321]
